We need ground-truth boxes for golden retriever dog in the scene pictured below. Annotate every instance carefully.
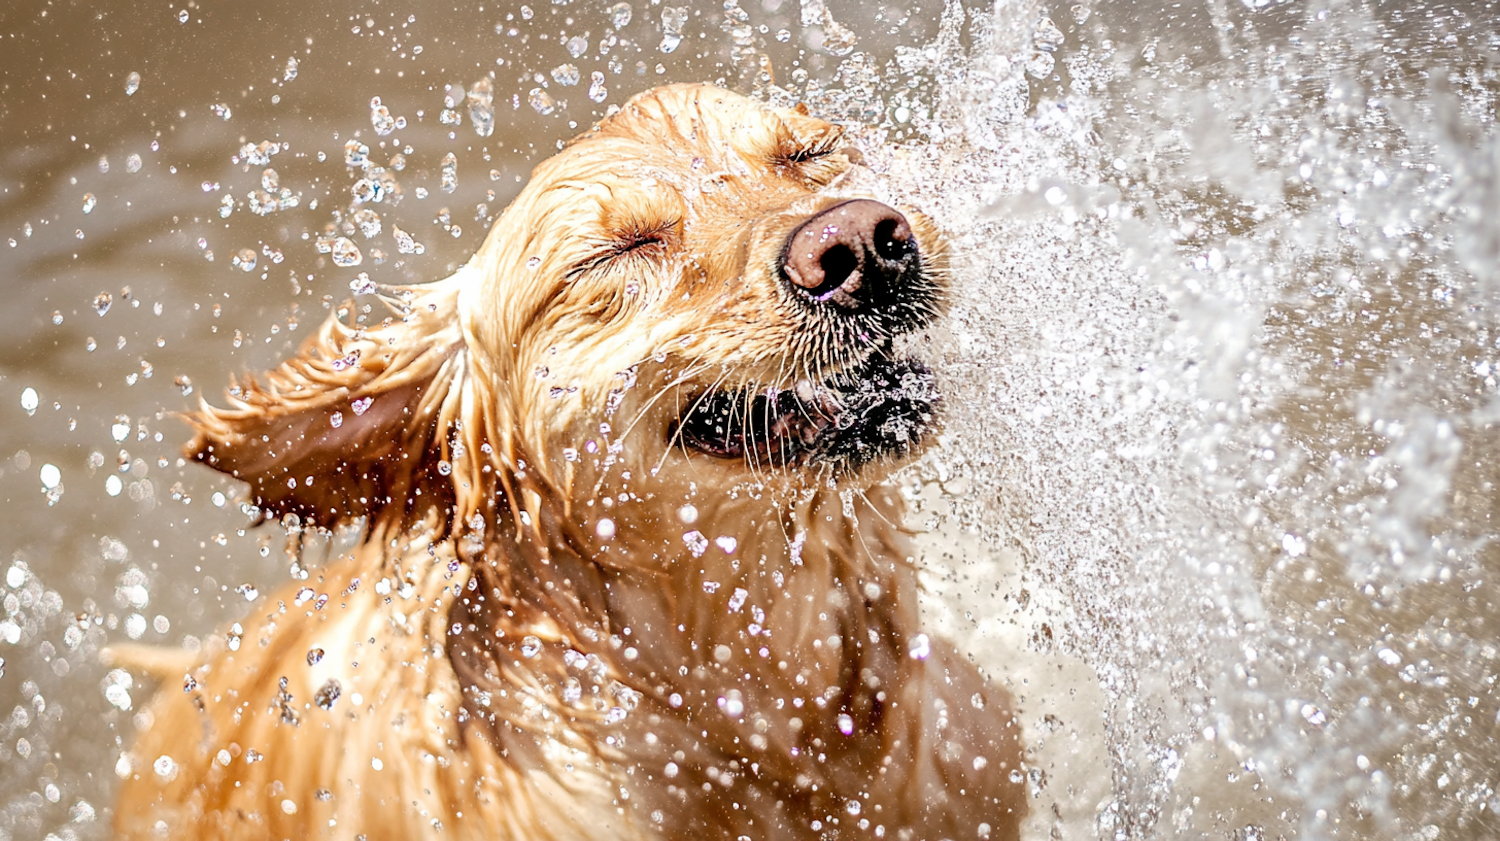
[113,83,1026,840]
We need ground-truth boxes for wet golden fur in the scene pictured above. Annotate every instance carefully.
[114,84,1026,840]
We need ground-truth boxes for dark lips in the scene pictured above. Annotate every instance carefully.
[675,353,939,471]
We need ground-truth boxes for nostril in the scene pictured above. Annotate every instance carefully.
[814,244,859,298]
[872,218,910,262]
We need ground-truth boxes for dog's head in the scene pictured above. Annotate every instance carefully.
[190,84,948,535]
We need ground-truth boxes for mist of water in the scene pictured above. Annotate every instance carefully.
[852,2,1499,838]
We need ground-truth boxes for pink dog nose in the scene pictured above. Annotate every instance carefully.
[781,199,917,311]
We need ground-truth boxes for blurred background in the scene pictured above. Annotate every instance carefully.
[0,0,1496,838]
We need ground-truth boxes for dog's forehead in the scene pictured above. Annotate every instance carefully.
[574,83,840,172]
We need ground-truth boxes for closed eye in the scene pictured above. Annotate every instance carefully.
[609,231,669,256]
[774,136,854,183]
[785,146,833,164]
[567,219,680,278]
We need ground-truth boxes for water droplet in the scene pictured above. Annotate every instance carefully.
[211,103,232,121]
[238,140,282,166]
[153,755,177,779]
[596,517,616,539]
[607,2,633,27]
[284,57,298,81]
[440,152,458,193]
[232,249,257,272]
[520,635,542,658]
[349,273,377,295]
[683,530,709,557]
[819,12,857,55]
[38,464,60,490]
[587,71,608,103]
[237,583,259,602]
[528,88,555,115]
[838,713,855,735]
[908,633,931,660]
[110,415,130,442]
[1033,16,1064,52]
[467,78,495,137]
[331,237,363,267]
[81,193,96,214]
[1026,50,1055,79]
[344,139,370,169]
[727,588,748,612]
[314,678,341,710]
[330,411,344,429]
[176,9,188,23]
[566,36,589,57]
[370,96,396,135]
[552,63,581,86]
[93,292,112,316]
[351,397,373,415]
[659,6,688,53]
[392,226,425,255]
[1301,703,1327,727]
[20,388,38,416]
[715,535,737,554]
[124,72,141,95]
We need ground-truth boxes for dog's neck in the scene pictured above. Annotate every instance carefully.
[444,480,922,774]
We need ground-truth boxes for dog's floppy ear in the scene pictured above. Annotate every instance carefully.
[187,275,471,528]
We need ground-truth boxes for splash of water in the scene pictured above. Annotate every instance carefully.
[822,2,1500,837]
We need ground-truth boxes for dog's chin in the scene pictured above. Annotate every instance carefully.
[674,350,940,475]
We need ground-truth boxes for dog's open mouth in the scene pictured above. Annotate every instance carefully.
[675,352,939,470]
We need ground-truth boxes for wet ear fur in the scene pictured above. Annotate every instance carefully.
[187,276,471,530]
